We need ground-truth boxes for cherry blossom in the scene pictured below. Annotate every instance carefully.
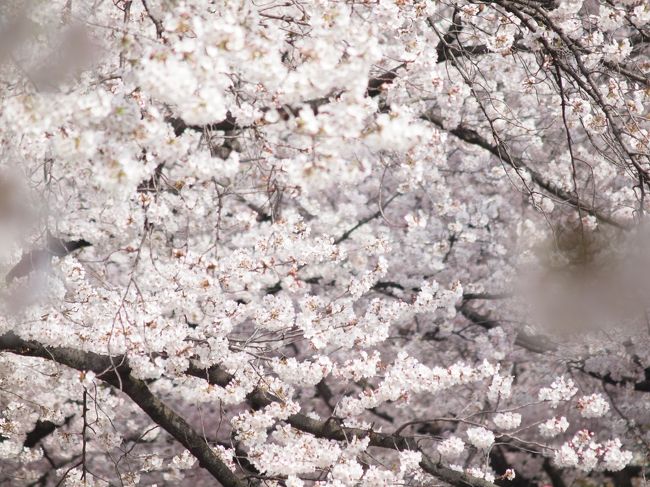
[0,0,647,485]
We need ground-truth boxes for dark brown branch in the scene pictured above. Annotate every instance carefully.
[186,364,500,487]
[334,192,400,245]
[421,111,629,230]
[603,60,650,87]
[168,112,239,137]
[6,234,91,284]
[463,292,512,301]
[169,65,406,136]
[141,0,164,38]
[458,302,557,354]
[366,63,407,97]
[0,333,246,487]
[314,379,335,412]
[570,362,650,394]
[490,446,533,487]
[0,332,498,487]
[24,416,73,448]
[369,280,549,354]
[543,457,568,487]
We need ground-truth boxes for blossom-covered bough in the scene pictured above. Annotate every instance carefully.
[0,0,648,485]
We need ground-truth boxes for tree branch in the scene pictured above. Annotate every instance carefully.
[0,332,245,487]
[0,331,500,487]
[186,363,502,487]
[421,111,629,230]
[458,301,557,354]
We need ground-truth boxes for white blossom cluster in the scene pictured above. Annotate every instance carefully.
[538,376,579,408]
[493,412,522,431]
[466,427,496,450]
[554,430,633,472]
[577,393,610,418]
[464,466,496,483]
[0,0,647,485]
[487,373,514,402]
[539,416,571,438]
[336,356,498,417]
[437,436,466,461]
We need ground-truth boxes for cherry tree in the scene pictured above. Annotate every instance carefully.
[0,0,648,485]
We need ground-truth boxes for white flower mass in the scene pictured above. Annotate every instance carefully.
[0,0,645,485]
[466,427,496,450]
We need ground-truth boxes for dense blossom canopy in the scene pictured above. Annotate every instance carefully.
[0,0,649,486]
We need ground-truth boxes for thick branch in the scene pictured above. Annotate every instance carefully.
[0,332,245,487]
[186,365,501,487]
[0,332,499,487]
[570,361,650,394]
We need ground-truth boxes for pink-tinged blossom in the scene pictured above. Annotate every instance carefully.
[333,351,382,382]
[602,39,633,62]
[271,356,333,386]
[554,444,580,468]
[554,431,633,472]
[503,468,516,480]
[398,450,423,478]
[577,393,610,418]
[601,439,634,472]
